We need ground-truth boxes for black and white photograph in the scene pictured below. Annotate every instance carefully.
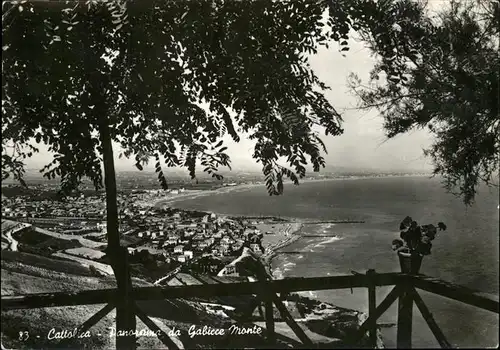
[1,0,499,348]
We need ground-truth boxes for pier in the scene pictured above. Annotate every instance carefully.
[302,220,365,224]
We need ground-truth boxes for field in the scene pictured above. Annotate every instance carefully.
[32,226,105,249]
[52,252,114,275]
[65,247,107,260]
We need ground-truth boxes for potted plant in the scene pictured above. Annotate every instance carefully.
[392,216,447,274]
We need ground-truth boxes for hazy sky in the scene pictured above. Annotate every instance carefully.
[25,2,451,174]
[210,38,435,173]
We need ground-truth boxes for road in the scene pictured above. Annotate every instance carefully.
[2,222,31,252]
[5,230,18,251]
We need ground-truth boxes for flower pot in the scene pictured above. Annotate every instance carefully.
[398,251,423,274]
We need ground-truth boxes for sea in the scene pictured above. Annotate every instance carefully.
[167,176,499,348]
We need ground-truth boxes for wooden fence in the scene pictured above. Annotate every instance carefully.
[2,270,498,349]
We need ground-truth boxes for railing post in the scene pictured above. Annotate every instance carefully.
[265,296,275,345]
[366,269,377,348]
[397,275,413,349]
[113,247,136,350]
[260,276,275,346]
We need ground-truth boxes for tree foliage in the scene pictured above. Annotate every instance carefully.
[349,0,499,205]
[1,0,377,196]
[1,2,442,343]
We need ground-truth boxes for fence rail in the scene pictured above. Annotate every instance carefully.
[2,271,498,349]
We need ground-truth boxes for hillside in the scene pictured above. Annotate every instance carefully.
[1,252,178,349]
[1,250,383,349]
[1,252,270,349]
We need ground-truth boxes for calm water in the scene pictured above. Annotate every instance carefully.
[169,176,499,348]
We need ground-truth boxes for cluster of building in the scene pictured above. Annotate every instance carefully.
[1,189,266,269]
[0,188,187,220]
[124,205,265,264]
[1,194,105,219]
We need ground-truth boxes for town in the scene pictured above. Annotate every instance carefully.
[1,187,276,283]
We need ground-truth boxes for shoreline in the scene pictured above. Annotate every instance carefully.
[153,193,307,279]
[151,182,353,280]
[152,174,434,210]
[259,223,304,277]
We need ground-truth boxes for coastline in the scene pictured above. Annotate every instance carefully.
[152,174,433,211]
[153,192,306,278]
[258,222,304,277]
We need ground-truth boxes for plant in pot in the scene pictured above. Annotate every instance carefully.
[392,216,447,274]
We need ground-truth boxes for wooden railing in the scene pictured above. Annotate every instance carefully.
[2,271,498,349]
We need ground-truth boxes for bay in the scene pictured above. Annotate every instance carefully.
[169,176,499,348]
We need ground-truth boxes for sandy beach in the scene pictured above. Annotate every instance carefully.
[255,222,304,276]
[153,183,262,209]
[258,222,303,253]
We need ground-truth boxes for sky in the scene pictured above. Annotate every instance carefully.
[24,1,451,175]
[205,39,435,173]
[223,0,448,173]
[225,39,434,173]
[25,39,434,174]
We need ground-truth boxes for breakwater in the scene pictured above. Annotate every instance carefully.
[302,220,365,224]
